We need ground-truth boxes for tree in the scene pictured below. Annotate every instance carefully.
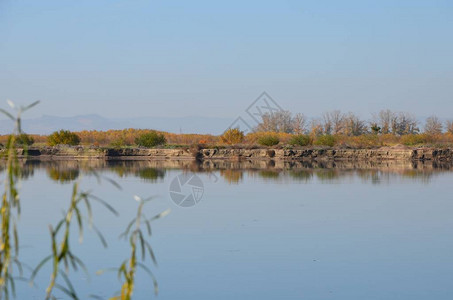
[255,111,294,133]
[135,131,166,147]
[424,116,443,135]
[446,120,453,134]
[8,133,34,146]
[321,110,344,135]
[257,134,280,146]
[393,112,419,135]
[373,110,419,135]
[221,128,244,144]
[292,113,308,134]
[288,134,311,146]
[342,113,368,136]
[309,119,324,137]
[47,130,81,146]
[370,123,381,134]
[375,109,394,134]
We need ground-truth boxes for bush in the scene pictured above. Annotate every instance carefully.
[288,134,311,146]
[400,134,433,146]
[110,137,131,148]
[348,134,381,148]
[257,134,280,146]
[47,130,81,146]
[220,128,244,145]
[8,133,34,146]
[135,131,166,148]
[314,135,336,147]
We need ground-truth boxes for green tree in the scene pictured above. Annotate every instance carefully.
[314,135,336,147]
[257,134,280,146]
[288,134,311,146]
[47,130,81,146]
[135,131,166,147]
[8,133,34,146]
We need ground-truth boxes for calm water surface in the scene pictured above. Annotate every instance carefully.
[4,160,453,299]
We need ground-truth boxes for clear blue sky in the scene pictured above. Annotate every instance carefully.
[0,0,452,119]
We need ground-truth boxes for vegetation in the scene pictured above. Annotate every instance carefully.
[400,134,433,146]
[424,116,443,135]
[47,130,81,146]
[314,135,336,147]
[8,133,34,146]
[1,102,168,299]
[220,128,244,144]
[257,134,280,146]
[2,108,453,149]
[135,131,166,148]
[114,196,170,299]
[110,136,132,148]
[288,134,311,146]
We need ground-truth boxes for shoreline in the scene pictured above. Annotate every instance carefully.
[5,146,453,162]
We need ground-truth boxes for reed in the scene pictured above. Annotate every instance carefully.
[0,100,39,299]
[1,101,169,299]
[101,196,170,300]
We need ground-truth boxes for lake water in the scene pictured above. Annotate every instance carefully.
[3,160,453,299]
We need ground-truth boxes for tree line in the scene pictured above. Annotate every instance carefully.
[255,109,451,136]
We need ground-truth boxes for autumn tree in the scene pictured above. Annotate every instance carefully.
[47,130,81,146]
[292,113,308,134]
[424,116,443,135]
[445,120,453,134]
[342,113,368,136]
[221,128,244,144]
[321,110,345,135]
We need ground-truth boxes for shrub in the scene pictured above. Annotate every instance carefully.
[135,131,166,148]
[379,134,400,146]
[47,130,81,146]
[220,128,244,145]
[314,135,336,147]
[110,137,131,148]
[8,133,34,146]
[257,134,280,146]
[288,134,311,146]
[348,134,381,148]
[400,134,434,146]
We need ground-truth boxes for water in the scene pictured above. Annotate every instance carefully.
[3,160,453,299]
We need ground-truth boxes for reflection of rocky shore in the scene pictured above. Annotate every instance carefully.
[0,159,451,184]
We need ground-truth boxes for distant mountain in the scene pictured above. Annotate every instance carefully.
[0,114,234,135]
[118,116,234,135]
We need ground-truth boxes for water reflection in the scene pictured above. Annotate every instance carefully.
[47,167,80,183]
[219,169,243,184]
[0,159,452,184]
[135,168,166,182]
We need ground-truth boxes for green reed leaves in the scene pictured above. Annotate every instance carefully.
[103,196,169,300]
[0,100,39,299]
[1,100,169,299]
[31,180,119,300]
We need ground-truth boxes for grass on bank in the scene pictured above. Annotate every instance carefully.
[2,129,453,149]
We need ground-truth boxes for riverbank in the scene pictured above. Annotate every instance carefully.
[4,145,453,162]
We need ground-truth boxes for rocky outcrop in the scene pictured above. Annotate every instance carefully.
[7,146,453,162]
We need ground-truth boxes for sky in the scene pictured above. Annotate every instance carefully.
[0,0,452,120]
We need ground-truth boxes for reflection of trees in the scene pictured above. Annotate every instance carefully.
[47,168,80,183]
[20,163,36,180]
[258,170,280,179]
[315,169,339,182]
[355,169,381,184]
[0,159,450,185]
[220,169,243,184]
[289,170,313,182]
[136,168,166,182]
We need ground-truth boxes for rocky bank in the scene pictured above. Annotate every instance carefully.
[7,146,453,162]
